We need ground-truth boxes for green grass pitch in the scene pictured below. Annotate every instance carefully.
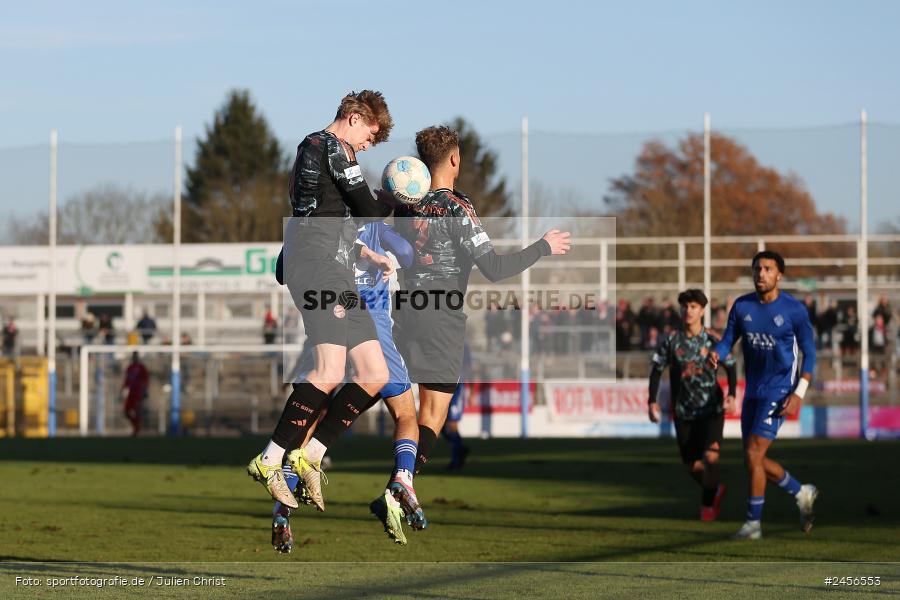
[1,436,898,597]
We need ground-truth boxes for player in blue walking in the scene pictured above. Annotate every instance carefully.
[709,251,819,540]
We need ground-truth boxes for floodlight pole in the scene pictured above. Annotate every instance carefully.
[170,125,182,436]
[859,110,869,440]
[520,117,530,438]
[48,130,58,437]
[703,113,711,328]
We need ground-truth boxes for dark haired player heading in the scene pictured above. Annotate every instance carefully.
[393,125,571,484]
[649,289,736,521]
[709,251,818,540]
[247,90,396,508]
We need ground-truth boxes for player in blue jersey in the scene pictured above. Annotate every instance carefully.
[709,251,819,540]
[355,221,429,544]
[271,220,425,552]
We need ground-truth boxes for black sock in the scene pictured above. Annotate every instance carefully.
[701,486,717,507]
[272,381,330,449]
[363,392,382,413]
[313,383,377,448]
[415,425,439,475]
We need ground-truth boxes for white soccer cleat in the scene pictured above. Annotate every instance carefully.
[796,484,818,533]
[287,448,327,512]
[246,454,299,509]
[730,520,762,540]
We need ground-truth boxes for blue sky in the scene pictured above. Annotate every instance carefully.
[2,0,899,229]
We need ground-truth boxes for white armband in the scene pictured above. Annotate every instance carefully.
[793,378,809,399]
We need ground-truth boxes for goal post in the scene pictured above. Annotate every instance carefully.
[77,344,302,437]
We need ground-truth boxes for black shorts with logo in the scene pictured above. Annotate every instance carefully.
[285,256,376,350]
[674,412,724,464]
[393,284,466,392]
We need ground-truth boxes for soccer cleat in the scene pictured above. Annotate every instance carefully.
[701,484,727,521]
[287,448,327,512]
[247,454,299,509]
[730,520,762,540]
[796,483,819,533]
[370,490,408,546]
[389,476,428,531]
[712,484,727,513]
[271,510,294,554]
[293,480,315,507]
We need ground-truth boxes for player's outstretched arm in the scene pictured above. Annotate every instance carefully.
[380,223,414,269]
[542,229,571,255]
[473,229,571,283]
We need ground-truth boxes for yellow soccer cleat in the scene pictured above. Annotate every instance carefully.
[246,453,299,509]
[287,448,327,512]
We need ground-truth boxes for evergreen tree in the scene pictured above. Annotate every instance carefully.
[450,117,512,218]
[156,89,289,242]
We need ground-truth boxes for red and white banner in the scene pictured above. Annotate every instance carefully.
[463,381,536,414]
[546,380,647,422]
[544,378,795,422]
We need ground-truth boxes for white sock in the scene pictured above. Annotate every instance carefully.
[304,438,327,463]
[395,469,414,486]
[261,440,286,467]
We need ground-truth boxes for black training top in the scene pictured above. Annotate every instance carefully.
[286,130,390,268]
[395,188,550,292]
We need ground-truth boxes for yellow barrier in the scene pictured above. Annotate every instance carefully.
[18,357,48,438]
[0,359,14,437]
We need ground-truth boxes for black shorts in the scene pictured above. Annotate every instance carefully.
[394,291,466,389]
[285,257,376,350]
[674,412,724,464]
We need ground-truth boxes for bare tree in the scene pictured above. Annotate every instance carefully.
[4,183,168,245]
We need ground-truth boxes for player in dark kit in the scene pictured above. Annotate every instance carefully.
[649,289,737,521]
[709,251,818,540]
[247,90,396,509]
[270,220,424,551]
[392,125,571,504]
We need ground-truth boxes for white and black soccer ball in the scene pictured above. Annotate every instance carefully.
[382,156,431,205]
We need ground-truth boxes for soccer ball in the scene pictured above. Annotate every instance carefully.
[382,156,431,205]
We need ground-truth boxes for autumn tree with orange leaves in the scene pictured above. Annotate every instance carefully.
[604,132,847,284]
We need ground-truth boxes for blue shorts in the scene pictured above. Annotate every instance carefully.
[741,396,785,441]
[446,382,465,422]
[369,308,411,399]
